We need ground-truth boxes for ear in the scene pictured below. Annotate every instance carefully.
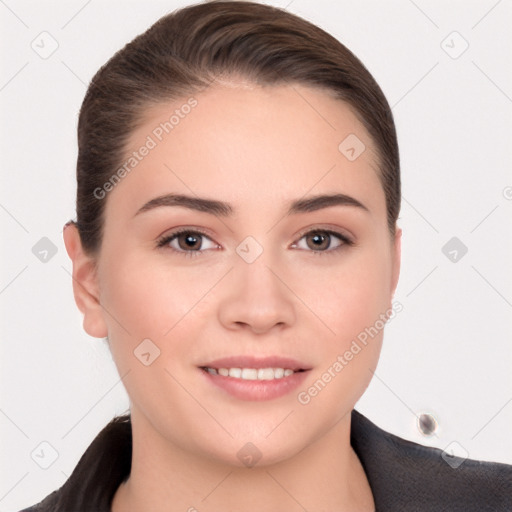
[390,226,402,297]
[63,222,108,338]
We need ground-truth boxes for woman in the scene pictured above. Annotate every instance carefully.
[21,1,512,511]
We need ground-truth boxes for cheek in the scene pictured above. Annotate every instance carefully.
[99,251,220,340]
[97,254,216,415]
[289,246,392,406]
[291,248,392,344]
[293,261,389,417]
[97,249,229,394]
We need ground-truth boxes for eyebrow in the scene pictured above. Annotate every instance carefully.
[135,194,233,217]
[134,192,368,217]
[288,193,368,214]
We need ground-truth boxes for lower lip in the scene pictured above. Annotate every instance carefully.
[200,369,310,401]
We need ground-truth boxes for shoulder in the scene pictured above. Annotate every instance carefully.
[18,490,59,512]
[18,414,132,512]
[350,409,512,511]
[19,410,512,511]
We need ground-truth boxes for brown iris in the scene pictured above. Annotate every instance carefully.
[305,231,331,251]
[177,232,202,251]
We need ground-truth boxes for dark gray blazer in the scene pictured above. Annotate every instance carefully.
[20,409,512,511]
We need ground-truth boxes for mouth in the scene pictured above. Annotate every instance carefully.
[200,366,306,380]
[198,356,311,401]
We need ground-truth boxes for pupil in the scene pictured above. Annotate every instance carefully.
[180,233,200,250]
[308,232,329,250]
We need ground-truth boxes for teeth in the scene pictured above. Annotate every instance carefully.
[242,368,258,380]
[258,368,274,380]
[228,368,242,378]
[205,367,298,380]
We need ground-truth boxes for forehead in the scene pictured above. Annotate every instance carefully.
[107,83,384,217]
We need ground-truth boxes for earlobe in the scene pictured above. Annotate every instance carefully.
[391,227,402,297]
[63,222,108,338]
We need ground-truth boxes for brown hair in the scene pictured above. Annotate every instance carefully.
[76,0,400,254]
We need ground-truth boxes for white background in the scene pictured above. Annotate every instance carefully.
[1,0,511,510]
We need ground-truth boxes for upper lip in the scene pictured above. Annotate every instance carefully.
[200,356,311,371]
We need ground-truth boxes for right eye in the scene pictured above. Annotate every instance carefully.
[157,229,219,254]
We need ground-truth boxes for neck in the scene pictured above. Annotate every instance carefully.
[112,410,374,512]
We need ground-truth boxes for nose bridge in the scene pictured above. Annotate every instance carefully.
[238,253,279,296]
[217,244,296,333]
[235,233,282,290]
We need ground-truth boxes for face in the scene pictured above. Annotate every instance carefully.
[67,82,401,467]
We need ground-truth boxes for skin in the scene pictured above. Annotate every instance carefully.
[64,81,401,512]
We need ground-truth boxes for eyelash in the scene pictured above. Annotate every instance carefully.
[156,227,354,256]
[156,228,216,258]
[293,228,354,255]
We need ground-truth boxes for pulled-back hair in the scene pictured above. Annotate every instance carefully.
[76,0,400,253]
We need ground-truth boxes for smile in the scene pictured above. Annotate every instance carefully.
[201,367,303,380]
[198,357,311,401]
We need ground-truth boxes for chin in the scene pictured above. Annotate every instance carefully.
[191,430,307,470]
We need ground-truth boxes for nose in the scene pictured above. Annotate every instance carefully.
[217,257,296,335]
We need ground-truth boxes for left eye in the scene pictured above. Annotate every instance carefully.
[160,231,218,252]
[293,230,348,252]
